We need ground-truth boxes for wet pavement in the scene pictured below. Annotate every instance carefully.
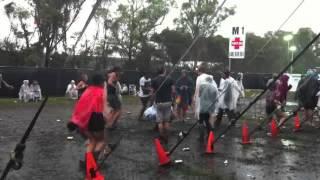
[0,97,320,180]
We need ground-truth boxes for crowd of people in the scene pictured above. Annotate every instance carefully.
[4,64,319,174]
[18,80,42,102]
[65,64,249,171]
[3,65,320,177]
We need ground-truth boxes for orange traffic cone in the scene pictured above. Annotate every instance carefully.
[205,131,215,154]
[241,121,252,144]
[293,113,301,132]
[270,119,279,137]
[154,138,171,166]
[85,152,105,180]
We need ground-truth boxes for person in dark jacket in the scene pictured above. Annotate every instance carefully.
[175,70,193,122]
[295,72,320,125]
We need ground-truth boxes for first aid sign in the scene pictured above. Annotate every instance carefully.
[229,26,246,59]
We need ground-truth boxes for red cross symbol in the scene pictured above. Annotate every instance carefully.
[232,37,243,49]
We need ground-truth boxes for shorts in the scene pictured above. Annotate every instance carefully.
[266,104,277,115]
[88,112,105,132]
[108,94,122,110]
[140,96,150,107]
[155,102,172,123]
[199,113,210,125]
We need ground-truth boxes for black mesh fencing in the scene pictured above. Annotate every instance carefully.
[0,66,272,97]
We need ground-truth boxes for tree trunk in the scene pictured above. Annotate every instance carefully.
[44,45,51,68]
[19,18,30,49]
[128,39,133,62]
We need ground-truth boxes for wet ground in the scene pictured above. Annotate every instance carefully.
[0,96,320,180]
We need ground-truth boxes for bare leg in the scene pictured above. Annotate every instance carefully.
[111,110,121,127]
[304,109,314,126]
[158,122,164,136]
[93,131,106,153]
[177,107,182,121]
[87,136,97,153]
[164,122,170,143]
[278,111,287,127]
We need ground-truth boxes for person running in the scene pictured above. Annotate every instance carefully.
[215,70,242,128]
[175,70,193,122]
[105,67,122,129]
[295,71,320,126]
[151,66,175,144]
[67,74,111,168]
[265,73,279,120]
[138,72,152,120]
[77,73,88,99]
[0,73,14,90]
[270,74,291,126]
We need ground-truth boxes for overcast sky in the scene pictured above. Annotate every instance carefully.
[0,0,318,48]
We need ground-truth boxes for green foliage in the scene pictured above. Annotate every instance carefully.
[110,0,173,61]
[175,0,235,38]
[152,29,192,65]
[174,0,235,68]
[3,0,86,67]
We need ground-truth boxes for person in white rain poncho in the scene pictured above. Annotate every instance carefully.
[215,70,242,128]
[66,80,78,100]
[19,80,32,102]
[198,75,218,140]
[30,80,42,102]
[236,72,245,99]
[194,63,218,120]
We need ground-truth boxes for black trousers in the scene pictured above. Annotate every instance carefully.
[215,108,236,128]
[199,113,213,132]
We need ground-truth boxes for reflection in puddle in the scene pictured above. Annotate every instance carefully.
[286,101,298,106]
[281,139,296,150]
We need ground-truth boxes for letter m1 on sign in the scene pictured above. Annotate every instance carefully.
[229,26,246,59]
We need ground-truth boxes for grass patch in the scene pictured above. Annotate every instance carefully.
[245,89,263,97]
[0,97,75,107]
[0,95,140,107]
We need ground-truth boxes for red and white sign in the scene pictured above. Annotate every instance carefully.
[229,26,246,59]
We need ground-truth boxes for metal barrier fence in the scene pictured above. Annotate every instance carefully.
[0,66,272,97]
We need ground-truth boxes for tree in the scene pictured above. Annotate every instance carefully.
[110,0,174,62]
[3,0,87,67]
[33,0,87,67]
[152,29,192,65]
[4,2,33,49]
[93,5,115,69]
[293,28,320,73]
[174,0,235,67]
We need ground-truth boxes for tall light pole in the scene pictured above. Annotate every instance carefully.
[289,46,297,73]
[284,34,294,73]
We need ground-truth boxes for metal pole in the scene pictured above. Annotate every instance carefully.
[229,58,231,71]
[291,51,294,73]
[287,41,290,73]
[0,96,48,180]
